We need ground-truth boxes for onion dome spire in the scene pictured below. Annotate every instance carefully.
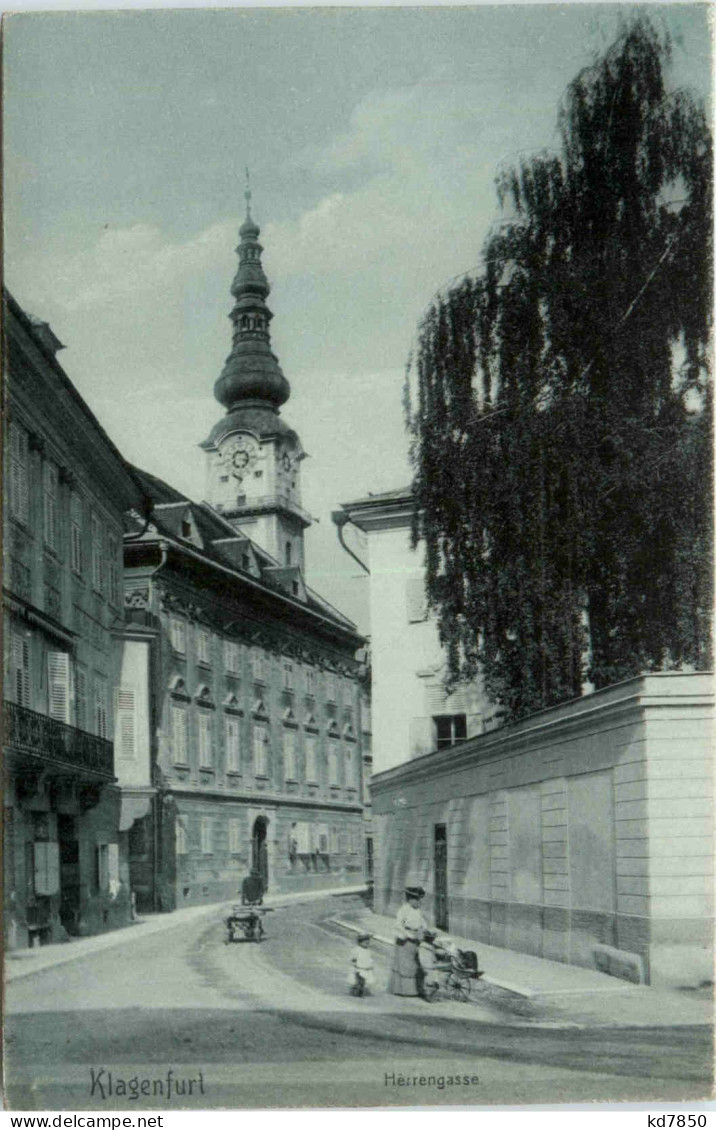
[213,172,290,415]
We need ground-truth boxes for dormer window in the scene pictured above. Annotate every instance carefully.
[181,520,192,539]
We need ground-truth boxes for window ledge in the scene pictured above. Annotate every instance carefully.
[173,761,190,770]
[254,773,270,781]
[199,765,215,772]
[284,777,298,785]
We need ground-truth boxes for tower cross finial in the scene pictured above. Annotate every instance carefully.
[244,166,252,219]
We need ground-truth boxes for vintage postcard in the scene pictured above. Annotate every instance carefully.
[3,2,713,1112]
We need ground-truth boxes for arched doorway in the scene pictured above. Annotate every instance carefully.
[251,816,269,891]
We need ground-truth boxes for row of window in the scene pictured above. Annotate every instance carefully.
[168,703,359,786]
[28,838,119,897]
[9,627,110,736]
[9,423,120,603]
[176,818,362,857]
[170,618,349,699]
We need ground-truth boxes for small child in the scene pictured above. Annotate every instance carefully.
[347,932,375,996]
[418,928,449,999]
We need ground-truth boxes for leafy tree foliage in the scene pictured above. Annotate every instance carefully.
[406,18,712,721]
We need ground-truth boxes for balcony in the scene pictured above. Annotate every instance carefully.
[4,702,114,779]
[218,493,313,527]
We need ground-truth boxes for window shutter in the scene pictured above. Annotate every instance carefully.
[108,843,120,893]
[295,823,311,853]
[76,667,87,730]
[10,424,30,524]
[115,687,136,759]
[11,629,31,706]
[283,730,296,780]
[34,842,60,896]
[48,652,70,723]
[305,736,317,781]
[172,705,187,763]
[198,713,212,767]
[91,514,104,592]
[70,493,83,575]
[329,744,339,786]
[176,822,188,855]
[94,676,109,738]
[406,576,428,623]
[43,462,59,550]
[225,717,240,771]
[108,534,119,604]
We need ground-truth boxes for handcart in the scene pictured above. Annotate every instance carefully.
[224,904,273,943]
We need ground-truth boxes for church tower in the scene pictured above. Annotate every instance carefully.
[202,181,310,574]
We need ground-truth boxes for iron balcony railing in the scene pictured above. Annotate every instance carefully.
[4,701,115,778]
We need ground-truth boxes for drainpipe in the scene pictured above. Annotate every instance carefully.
[331,510,369,574]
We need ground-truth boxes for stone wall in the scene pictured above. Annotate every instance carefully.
[372,673,713,987]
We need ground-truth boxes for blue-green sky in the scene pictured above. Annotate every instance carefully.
[4,4,711,630]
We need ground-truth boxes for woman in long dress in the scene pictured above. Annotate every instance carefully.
[388,886,427,996]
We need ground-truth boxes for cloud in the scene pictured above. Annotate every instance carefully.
[44,219,236,313]
[263,77,554,289]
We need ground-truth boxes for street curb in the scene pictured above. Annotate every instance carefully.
[329,917,537,999]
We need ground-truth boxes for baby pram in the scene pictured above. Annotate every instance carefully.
[425,946,483,1002]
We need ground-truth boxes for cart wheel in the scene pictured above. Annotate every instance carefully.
[449,975,470,1002]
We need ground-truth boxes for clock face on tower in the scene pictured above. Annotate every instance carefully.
[222,436,259,481]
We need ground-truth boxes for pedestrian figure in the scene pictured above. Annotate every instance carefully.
[347,932,375,996]
[418,928,450,1000]
[241,869,264,906]
[388,886,426,996]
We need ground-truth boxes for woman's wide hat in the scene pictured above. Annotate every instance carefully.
[405,886,425,899]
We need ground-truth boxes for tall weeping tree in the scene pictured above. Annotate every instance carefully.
[406,17,712,722]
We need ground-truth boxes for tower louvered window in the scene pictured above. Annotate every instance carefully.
[47,652,70,723]
[9,423,30,525]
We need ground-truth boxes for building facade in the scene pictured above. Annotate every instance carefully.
[117,197,367,911]
[371,673,714,988]
[3,293,148,947]
[336,489,713,986]
[335,487,497,775]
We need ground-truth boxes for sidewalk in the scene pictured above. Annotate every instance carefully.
[5,884,366,985]
[332,908,715,1029]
